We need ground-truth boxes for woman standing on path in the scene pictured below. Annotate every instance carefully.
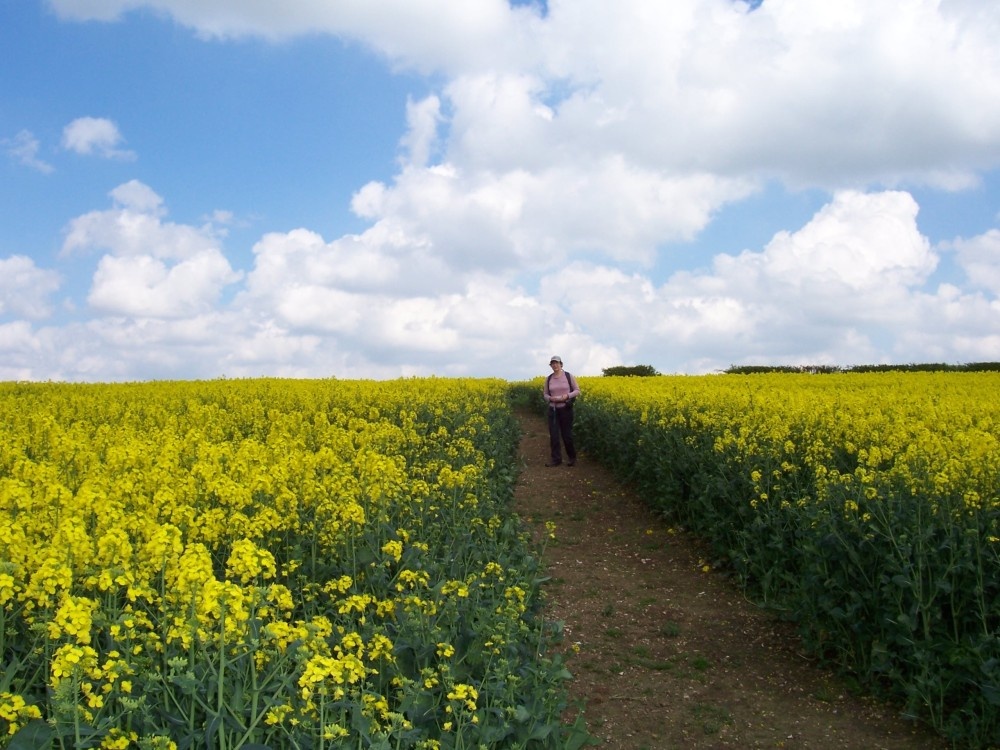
[543,355,581,467]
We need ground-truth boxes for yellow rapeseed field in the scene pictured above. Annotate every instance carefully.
[0,378,579,749]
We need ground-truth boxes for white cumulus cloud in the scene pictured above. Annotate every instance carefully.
[88,250,241,318]
[0,256,62,319]
[942,229,1000,297]
[62,117,136,160]
[60,181,242,319]
[63,180,225,261]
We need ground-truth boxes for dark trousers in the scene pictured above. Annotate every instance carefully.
[548,405,576,464]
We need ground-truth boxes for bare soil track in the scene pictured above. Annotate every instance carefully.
[512,407,946,750]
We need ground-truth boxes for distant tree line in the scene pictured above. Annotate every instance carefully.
[601,364,660,377]
[723,362,1000,374]
[598,362,1000,377]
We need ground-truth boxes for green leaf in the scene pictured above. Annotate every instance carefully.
[528,723,554,741]
[8,720,55,750]
[562,713,602,750]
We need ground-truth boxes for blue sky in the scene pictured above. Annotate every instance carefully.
[3,0,1000,381]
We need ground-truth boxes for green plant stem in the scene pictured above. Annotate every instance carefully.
[216,600,228,750]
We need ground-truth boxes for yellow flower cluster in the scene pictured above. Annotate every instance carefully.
[0,692,41,737]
